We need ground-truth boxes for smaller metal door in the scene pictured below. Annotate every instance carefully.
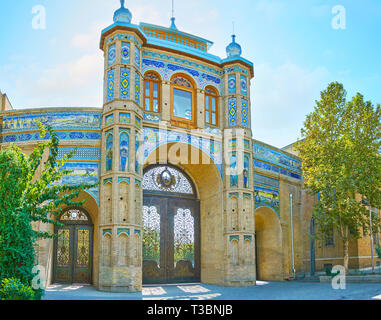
[72,226,93,283]
[53,209,93,284]
[54,226,73,283]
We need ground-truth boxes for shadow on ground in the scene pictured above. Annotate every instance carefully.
[43,281,381,300]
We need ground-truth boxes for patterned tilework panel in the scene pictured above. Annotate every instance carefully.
[117,228,130,236]
[117,177,130,184]
[228,98,237,126]
[142,52,222,93]
[224,66,249,76]
[103,178,112,185]
[3,131,101,143]
[135,45,141,68]
[204,126,222,136]
[244,153,250,188]
[254,185,280,218]
[108,43,116,67]
[142,126,223,179]
[119,112,131,124]
[241,75,248,95]
[57,148,101,161]
[103,229,112,236]
[135,71,140,104]
[120,68,130,100]
[228,138,237,149]
[107,69,115,102]
[254,160,302,180]
[60,162,100,206]
[119,130,129,172]
[253,143,302,173]
[2,112,101,133]
[228,74,236,94]
[241,99,248,128]
[229,235,239,242]
[244,139,251,150]
[135,117,142,129]
[244,235,253,242]
[121,42,130,64]
[143,50,223,77]
[144,113,161,123]
[229,152,238,187]
[106,34,142,48]
[254,173,280,189]
[135,133,140,173]
[105,114,114,126]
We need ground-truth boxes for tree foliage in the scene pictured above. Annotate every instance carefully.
[0,124,96,297]
[295,82,381,271]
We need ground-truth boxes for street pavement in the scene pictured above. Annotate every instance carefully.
[43,281,381,300]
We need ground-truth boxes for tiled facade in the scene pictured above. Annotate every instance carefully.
[0,3,376,292]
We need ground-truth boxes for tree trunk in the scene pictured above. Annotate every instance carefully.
[343,238,349,274]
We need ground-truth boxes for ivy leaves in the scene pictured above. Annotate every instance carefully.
[0,123,97,293]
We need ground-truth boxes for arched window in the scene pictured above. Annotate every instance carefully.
[144,72,161,113]
[143,165,196,197]
[205,86,218,126]
[60,208,90,223]
[170,74,196,129]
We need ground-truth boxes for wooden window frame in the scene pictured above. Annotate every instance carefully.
[204,86,219,127]
[170,74,196,129]
[144,72,161,113]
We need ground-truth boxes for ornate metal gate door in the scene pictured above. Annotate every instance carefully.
[142,165,200,284]
[53,209,93,284]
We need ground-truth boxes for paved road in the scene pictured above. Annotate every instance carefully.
[43,281,381,300]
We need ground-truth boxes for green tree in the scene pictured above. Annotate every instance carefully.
[0,124,95,298]
[296,82,381,273]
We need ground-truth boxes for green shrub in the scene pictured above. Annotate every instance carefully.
[0,278,35,300]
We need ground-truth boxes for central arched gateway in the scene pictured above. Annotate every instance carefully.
[142,164,201,284]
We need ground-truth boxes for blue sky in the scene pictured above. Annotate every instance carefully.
[0,0,380,148]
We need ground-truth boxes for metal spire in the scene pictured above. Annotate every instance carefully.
[170,0,178,30]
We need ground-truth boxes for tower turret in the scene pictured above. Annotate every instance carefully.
[222,31,255,286]
[98,0,145,293]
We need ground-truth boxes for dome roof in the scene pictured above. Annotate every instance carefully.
[113,0,132,24]
[226,35,242,58]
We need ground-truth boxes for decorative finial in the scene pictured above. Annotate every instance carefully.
[170,0,178,30]
[226,23,242,58]
[113,0,132,23]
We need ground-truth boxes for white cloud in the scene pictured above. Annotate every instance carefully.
[252,0,285,21]
[252,62,330,147]
[6,52,104,108]
[130,2,164,25]
[71,22,109,51]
